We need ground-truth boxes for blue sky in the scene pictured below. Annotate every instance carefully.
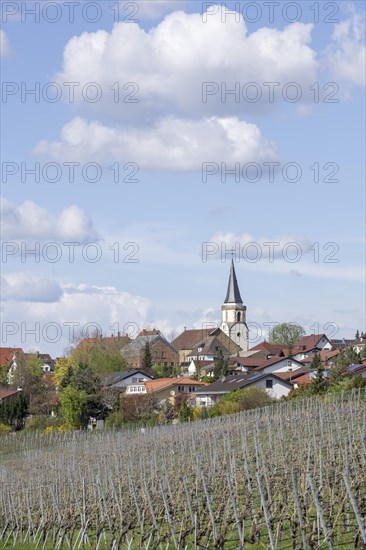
[1,0,365,355]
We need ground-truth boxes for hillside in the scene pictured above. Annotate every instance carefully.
[1,390,365,549]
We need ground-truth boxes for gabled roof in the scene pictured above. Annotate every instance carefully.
[272,368,310,381]
[229,356,264,368]
[248,341,285,356]
[101,370,152,387]
[187,335,232,358]
[0,388,21,400]
[122,331,177,357]
[296,334,330,349]
[292,372,313,385]
[224,259,243,304]
[172,328,213,350]
[253,356,303,371]
[0,348,23,366]
[196,373,292,395]
[351,332,366,345]
[143,377,208,393]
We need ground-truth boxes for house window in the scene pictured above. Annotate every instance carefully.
[177,385,185,393]
[188,386,196,393]
[266,379,273,389]
[164,362,168,366]
[287,360,292,366]
[237,312,241,322]
[162,351,166,358]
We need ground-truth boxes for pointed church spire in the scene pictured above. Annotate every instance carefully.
[224,259,243,304]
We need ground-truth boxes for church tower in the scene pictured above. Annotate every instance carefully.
[221,260,249,351]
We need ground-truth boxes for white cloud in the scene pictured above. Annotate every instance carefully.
[325,8,365,86]
[1,273,63,303]
[56,8,318,118]
[0,197,98,241]
[0,30,9,57]
[34,116,278,170]
[1,281,153,353]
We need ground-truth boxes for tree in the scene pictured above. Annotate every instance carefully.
[53,357,73,388]
[60,386,86,429]
[60,365,74,389]
[68,363,107,426]
[268,323,306,355]
[329,347,360,382]
[9,353,55,415]
[355,329,360,340]
[69,342,128,376]
[310,354,327,395]
[178,396,193,423]
[142,341,153,371]
[212,350,229,381]
[0,394,28,430]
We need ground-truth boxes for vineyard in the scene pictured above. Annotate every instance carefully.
[1,390,366,549]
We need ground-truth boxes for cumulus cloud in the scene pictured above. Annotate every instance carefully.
[325,8,365,86]
[1,273,63,303]
[34,116,278,170]
[1,281,153,353]
[0,30,9,57]
[56,7,318,118]
[0,196,98,241]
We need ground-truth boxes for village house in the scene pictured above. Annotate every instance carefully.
[251,356,304,375]
[122,329,179,370]
[352,332,366,355]
[0,347,23,383]
[125,377,208,405]
[101,369,154,391]
[291,334,332,361]
[172,328,214,366]
[194,373,293,407]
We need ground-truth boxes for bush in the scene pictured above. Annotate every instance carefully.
[209,387,273,417]
[105,411,125,429]
[24,415,63,432]
[0,422,11,434]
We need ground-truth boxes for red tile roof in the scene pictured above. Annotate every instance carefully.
[293,373,313,385]
[0,348,23,366]
[144,377,208,393]
[297,334,329,349]
[0,388,21,400]
[248,341,285,355]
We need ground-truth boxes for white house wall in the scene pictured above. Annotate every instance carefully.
[252,377,291,399]
[261,359,302,374]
